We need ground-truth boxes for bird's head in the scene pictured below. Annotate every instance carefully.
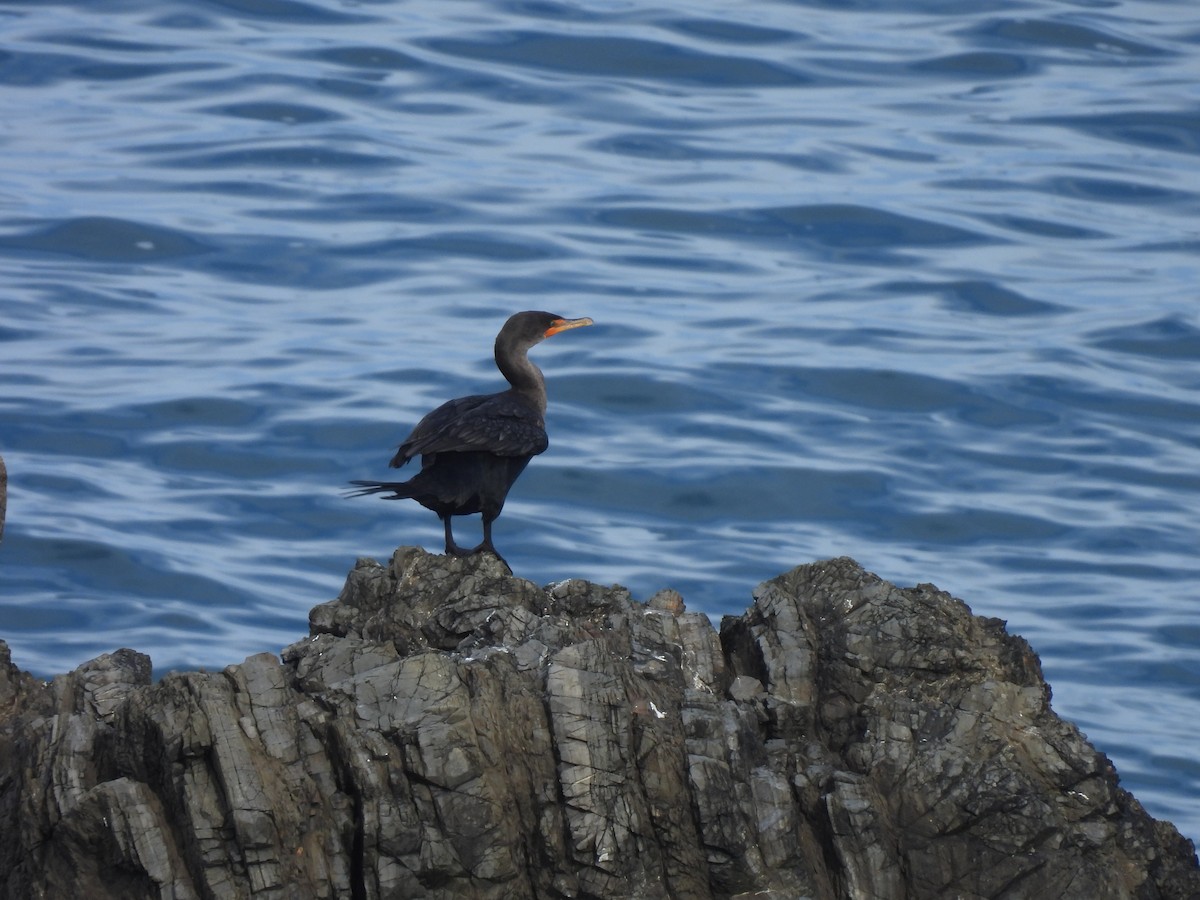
[499,311,594,351]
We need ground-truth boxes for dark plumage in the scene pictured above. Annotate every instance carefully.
[348,310,593,568]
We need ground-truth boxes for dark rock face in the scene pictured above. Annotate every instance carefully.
[0,550,1196,899]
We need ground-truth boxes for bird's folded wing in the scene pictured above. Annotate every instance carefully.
[391,394,548,465]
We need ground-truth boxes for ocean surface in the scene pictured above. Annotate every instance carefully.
[1,0,1198,844]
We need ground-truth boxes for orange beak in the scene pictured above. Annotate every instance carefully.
[545,316,594,337]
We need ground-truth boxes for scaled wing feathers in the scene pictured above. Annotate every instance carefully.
[391,393,548,467]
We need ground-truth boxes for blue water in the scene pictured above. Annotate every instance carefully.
[1,0,1198,843]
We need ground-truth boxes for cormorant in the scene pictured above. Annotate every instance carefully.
[348,310,593,568]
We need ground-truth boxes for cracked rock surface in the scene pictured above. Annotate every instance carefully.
[1,550,1196,899]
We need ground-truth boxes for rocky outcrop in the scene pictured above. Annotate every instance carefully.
[0,549,1196,899]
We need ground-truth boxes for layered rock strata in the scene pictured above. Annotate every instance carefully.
[1,550,1195,899]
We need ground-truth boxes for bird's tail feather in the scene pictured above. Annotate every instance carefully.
[345,480,414,499]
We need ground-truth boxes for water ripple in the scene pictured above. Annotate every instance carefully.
[0,217,212,262]
[1032,110,1200,156]
[424,32,812,87]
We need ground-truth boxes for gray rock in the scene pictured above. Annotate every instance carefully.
[0,551,1196,899]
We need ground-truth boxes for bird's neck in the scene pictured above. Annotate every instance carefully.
[497,347,547,414]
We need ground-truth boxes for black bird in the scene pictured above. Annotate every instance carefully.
[348,310,593,567]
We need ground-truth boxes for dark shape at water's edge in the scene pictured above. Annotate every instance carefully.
[0,550,1196,898]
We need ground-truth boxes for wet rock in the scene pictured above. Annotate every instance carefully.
[0,551,1196,899]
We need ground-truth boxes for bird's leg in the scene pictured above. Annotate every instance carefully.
[442,515,472,557]
[471,515,511,574]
